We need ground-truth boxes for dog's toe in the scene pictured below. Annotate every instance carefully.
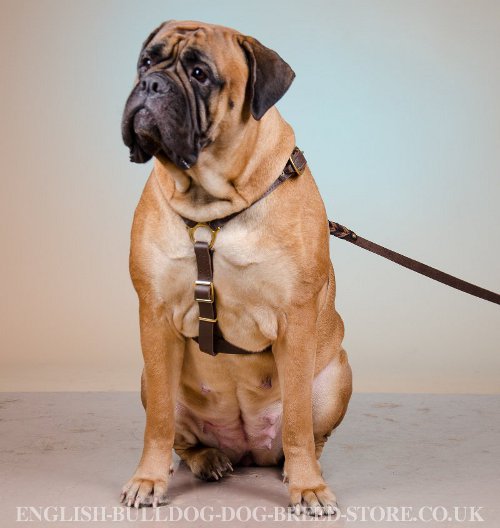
[288,484,339,517]
[188,447,234,481]
[120,477,169,508]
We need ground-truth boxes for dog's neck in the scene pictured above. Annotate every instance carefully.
[153,108,296,223]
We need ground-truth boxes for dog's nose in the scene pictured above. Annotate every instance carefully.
[139,75,169,96]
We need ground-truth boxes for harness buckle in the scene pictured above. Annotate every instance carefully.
[187,223,220,249]
[289,151,305,176]
[194,280,214,303]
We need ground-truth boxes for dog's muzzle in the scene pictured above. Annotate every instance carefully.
[121,72,197,167]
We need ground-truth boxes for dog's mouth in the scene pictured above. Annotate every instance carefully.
[123,107,161,163]
[121,87,199,170]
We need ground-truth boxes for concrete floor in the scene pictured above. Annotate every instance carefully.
[0,393,499,527]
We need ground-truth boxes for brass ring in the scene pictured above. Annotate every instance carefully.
[187,223,220,249]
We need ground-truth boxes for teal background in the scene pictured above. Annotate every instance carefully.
[1,0,499,391]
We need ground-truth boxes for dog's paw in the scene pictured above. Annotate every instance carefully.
[189,447,233,481]
[288,483,339,517]
[120,467,173,508]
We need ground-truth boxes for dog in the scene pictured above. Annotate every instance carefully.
[120,20,352,515]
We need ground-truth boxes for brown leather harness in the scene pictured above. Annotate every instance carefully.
[181,147,307,356]
[181,148,500,356]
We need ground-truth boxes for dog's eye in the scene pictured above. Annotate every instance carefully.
[140,57,152,70]
[191,67,208,83]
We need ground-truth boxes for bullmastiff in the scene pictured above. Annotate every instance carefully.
[120,20,352,515]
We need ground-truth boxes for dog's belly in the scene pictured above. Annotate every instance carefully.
[174,342,342,466]
[175,398,284,466]
[174,343,284,465]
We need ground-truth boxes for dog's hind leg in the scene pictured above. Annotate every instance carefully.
[312,265,352,460]
[173,409,234,481]
[312,349,352,459]
[175,444,234,481]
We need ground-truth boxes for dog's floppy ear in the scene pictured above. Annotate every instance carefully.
[240,37,295,120]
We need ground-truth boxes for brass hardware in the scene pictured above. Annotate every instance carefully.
[187,223,220,249]
[194,280,214,303]
[289,152,305,176]
[199,316,218,323]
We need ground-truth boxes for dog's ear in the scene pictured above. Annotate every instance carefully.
[240,37,295,120]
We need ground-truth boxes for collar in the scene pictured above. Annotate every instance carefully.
[181,147,307,246]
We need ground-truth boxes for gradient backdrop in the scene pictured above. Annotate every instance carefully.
[1,0,499,392]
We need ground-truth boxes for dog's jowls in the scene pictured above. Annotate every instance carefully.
[120,20,352,515]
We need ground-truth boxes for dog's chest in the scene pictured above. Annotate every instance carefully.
[158,221,295,348]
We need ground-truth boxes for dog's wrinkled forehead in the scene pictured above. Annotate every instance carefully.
[138,20,242,77]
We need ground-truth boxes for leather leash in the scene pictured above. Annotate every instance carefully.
[329,221,500,305]
[182,148,500,357]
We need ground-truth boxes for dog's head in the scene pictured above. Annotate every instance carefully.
[121,20,295,168]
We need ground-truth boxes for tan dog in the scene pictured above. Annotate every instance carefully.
[120,20,352,515]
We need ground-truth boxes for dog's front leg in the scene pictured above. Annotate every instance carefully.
[274,303,337,516]
[120,301,184,508]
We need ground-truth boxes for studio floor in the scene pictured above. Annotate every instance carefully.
[0,393,498,527]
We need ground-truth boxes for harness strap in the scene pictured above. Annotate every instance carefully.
[193,241,217,356]
[192,240,269,355]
